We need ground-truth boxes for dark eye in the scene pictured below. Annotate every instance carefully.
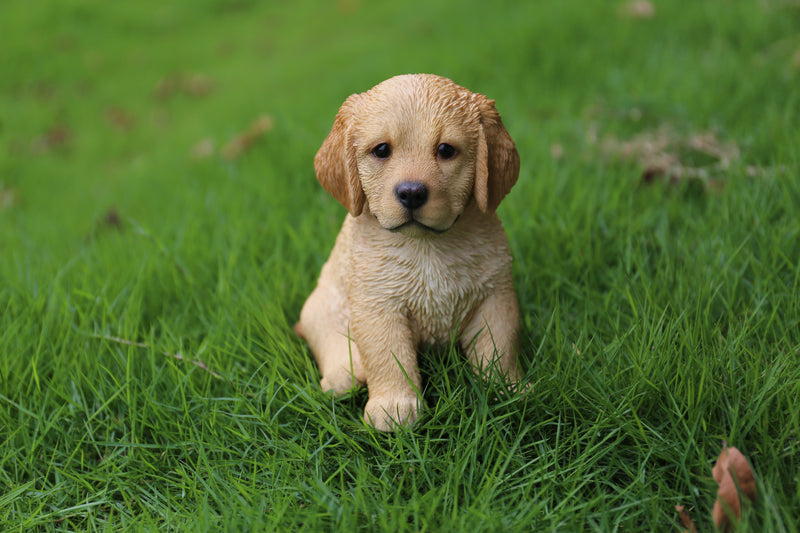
[437,143,457,160]
[371,143,391,159]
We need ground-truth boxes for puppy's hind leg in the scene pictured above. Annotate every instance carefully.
[460,289,522,383]
[297,285,366,395]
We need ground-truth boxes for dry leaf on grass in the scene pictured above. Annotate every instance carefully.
[712,443,756,531]
[1,186,19,211]
[100,207,123,230]
[154,72,215,100]
[600,125,739,189]
[674,505,698,533]
[86,207,125,241]
[191,137,216,160]
[105,107,135,131]
[620,0,655,19]
[30,123,72,154]
[222,115,274,160]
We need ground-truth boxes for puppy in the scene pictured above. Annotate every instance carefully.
[296,74,521,431]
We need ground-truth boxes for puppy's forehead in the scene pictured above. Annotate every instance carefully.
[354,75,481,131]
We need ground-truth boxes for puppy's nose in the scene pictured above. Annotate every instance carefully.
[395,182,428,210]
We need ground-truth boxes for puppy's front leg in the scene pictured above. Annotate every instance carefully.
[461,289,522,382]
[352,309,422,431]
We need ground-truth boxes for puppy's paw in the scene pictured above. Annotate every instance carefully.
[320,367,363,396]
[363,395,422,432]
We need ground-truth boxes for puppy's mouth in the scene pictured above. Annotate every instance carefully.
[382,214,461,235]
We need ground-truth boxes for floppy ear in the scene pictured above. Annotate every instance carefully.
[314,96,366,217]
[474,97,520,213]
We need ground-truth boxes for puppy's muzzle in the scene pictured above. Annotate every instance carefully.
[395,181,428,210]
[389,181,458,234]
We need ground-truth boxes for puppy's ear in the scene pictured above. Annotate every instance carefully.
[314,96,366,217]
[474,97,520,213]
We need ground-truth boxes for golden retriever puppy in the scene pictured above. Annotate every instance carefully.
[296,74,521,431]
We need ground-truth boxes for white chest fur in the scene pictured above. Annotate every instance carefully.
[347,214,512,345]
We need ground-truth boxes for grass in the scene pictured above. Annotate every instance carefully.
[1,0,799,530]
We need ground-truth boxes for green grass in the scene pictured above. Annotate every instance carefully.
[2,0,799,530]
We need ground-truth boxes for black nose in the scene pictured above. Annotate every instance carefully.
[395,182,428,210]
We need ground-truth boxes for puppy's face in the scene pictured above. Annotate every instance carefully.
[315,74,519,236]
[351,81,481,235]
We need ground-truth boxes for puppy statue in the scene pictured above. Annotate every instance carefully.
[296,74,521,431]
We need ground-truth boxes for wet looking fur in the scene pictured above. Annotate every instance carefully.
[296,74,522,431]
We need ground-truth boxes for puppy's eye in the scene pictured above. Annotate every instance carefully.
[437,143,457,160]
[371,143,392,159]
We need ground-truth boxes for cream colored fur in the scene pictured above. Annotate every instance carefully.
[296,74,521,431]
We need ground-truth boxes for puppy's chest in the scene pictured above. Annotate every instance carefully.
[370,244,496,343]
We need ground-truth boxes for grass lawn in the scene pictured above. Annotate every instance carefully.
[2,0,799,530]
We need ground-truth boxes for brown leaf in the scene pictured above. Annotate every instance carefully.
[712,444,756,531]
[183,74,215,97]
[0,186,19,211]
[105,107,135,131]
[101,207,123,230]
[191,137,216,160]
[602,125,739,191]
[222,115,274,160]
[154,72,215,101]
[87,207,124,241]
[30,123,72,154]
[674,505,698,533]
[154,74,181,100]
[620,0,655,19]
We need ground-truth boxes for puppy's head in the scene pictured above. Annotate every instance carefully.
[315,74,519,236]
